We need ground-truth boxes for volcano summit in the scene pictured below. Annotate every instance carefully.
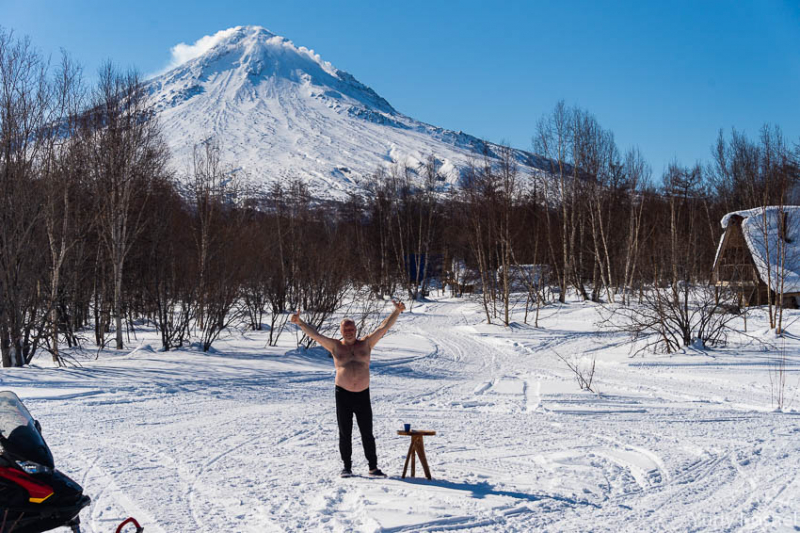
[146,26,547,198]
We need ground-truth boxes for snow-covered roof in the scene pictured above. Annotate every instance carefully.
[720,206,800,294]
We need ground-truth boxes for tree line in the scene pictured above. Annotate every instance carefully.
[1,29,799,366]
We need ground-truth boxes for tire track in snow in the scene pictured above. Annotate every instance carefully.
[185,424,316,531]
[593,434,670,490]
[74,451,167,533]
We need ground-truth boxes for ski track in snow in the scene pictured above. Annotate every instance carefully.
[3,296,800,532]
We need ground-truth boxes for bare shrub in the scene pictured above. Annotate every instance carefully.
[337,286,385,339]
[769,337,788,411]
[552,349,597,392]
[601,283,738,356]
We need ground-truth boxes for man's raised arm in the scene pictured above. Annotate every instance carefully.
[291,310,338,353]
[366,300,406,349]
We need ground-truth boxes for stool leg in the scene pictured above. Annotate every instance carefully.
[402,438,415,478]
[417,437,432,480]
[411,437,417,477]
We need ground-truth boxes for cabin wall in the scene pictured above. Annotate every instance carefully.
[714,220,799,308]
[715,221,766,306]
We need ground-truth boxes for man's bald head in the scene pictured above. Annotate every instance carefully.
[340,318,357,343]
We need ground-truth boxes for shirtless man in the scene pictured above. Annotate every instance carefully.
[291,300,405,478]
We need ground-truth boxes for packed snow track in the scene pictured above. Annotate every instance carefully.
[2,297,799,532]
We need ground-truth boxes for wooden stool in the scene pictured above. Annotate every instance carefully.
[398,430,436,480]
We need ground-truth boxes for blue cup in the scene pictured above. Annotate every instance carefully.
[404,423,411,432]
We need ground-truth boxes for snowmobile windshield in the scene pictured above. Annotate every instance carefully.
[0,391,54,468]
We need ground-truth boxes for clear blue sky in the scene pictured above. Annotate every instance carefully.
[2,0,798,178]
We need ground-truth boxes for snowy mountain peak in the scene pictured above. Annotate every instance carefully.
[147,27,547,198]
[152,25,394,115]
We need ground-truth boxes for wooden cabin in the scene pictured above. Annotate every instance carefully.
[712,207,800,308]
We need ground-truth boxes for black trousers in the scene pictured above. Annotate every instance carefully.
[335,386,378,470]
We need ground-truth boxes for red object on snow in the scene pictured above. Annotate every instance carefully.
[115,517,144,533]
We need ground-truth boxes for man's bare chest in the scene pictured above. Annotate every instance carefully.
[334,342,370,364]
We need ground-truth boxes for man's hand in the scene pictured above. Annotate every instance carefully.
[291,310,337,353]
[367,300,404,349]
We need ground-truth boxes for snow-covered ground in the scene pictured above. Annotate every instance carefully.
[2,296,799,532]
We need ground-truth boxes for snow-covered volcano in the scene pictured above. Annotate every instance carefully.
[146,26,548,198]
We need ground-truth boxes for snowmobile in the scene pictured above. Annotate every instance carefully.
[0,391,143,533]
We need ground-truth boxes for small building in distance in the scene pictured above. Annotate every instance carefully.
[496,264,550,292]
[712,206,800,307]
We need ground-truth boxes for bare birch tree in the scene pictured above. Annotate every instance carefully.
[0,30,51,366]
[85,63,168,350]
